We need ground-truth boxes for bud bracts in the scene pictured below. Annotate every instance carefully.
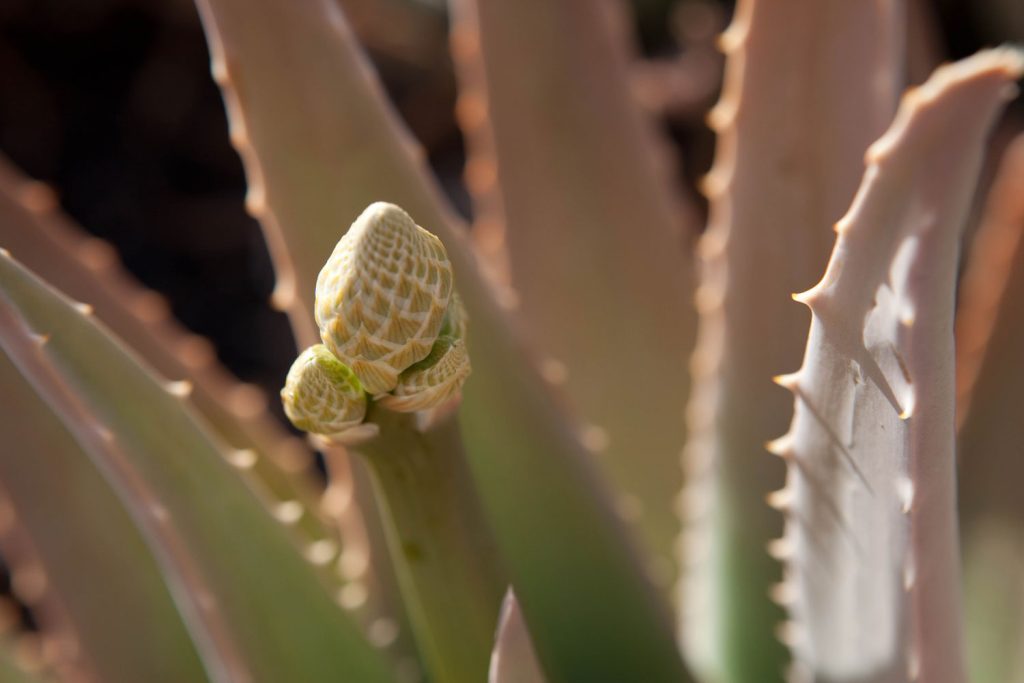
[379,335,472,413]
[315,202,453,394]
[281,344,367,437]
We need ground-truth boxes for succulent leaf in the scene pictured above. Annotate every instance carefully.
[0,157,351,614]
[775,49,1022,682]
[0,638,54,683]
[0,357,209,683]
[315,202,453,395]
[0,251,397,683]
[282,344,367,436]
[679,1,900,679]
[488,590,546,683]
[449,0,699,592]
[955,134,1024,682]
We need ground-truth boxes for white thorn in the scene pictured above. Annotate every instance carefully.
[273,500,304,525]
[305,539,339,566]
[337,582,368,610]
[164,380,193,398]
[368,618,399,648]
[227,449,258,470]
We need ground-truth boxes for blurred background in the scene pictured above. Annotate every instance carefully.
[0,0,1020,403]
[0,0,1021,642]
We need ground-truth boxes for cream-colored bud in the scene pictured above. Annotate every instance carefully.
[315,202,453,394]
[378,336,471,413]
[281,345,367,437]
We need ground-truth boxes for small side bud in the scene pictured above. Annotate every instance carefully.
[281,345,367,437]
[314,202,453,394]
[379,336,471,413]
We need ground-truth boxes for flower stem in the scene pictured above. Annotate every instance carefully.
[356,406,505,683]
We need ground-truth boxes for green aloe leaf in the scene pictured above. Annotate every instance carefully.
[0,640,52,683]
[448,0,698,591]
[0,157,338,587]
[194,0,688,679]
[0,251,396,683]
[0,356,209,683]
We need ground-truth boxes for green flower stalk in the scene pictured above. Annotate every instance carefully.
[282,202,501,683]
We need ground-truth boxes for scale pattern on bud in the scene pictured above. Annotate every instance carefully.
[281,345,367,436]
[315,202,453,394]
[379,336,472,413]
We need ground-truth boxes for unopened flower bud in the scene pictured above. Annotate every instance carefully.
[315,202,453,394]
[281,345,367,437]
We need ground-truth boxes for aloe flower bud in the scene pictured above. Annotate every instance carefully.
[442,291,468,340]
[281,345,367,437]
[379,335,472,413]
[315,202,453,394]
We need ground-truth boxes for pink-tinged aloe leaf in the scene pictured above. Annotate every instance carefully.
[0,359,208,683]
[955,133,1024,683]
[679,1,900,679]
[448,0,698,590]
[0,252,397,683]
[955,133,1024,432]
[772,50,1022,682]
[194,0,460,347]
[488,590,545,683]
[193,1,687,680]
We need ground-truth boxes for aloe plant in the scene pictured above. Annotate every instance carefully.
[0,2,1022,683]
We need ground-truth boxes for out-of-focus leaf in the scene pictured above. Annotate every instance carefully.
[956,134,1024,683]
[0,639,52,683]
[0,158,334,574]
[678,1,900,679]
[449,0,697,589]
[0,358,209,683]
[194,1,688,680]
[962,521,1024,683]
[0,252,396,683]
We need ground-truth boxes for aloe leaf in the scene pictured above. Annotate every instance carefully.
[0,638,52,683]
[193,1,688,679]
[772,50,1021,682]
[448,0,698,589]
[955,133,1024,683]
[678,1,901,679]
[0,252,396,683]
[193,0,460,346]
[0,158,340,578]
[961,521,1024,683]
[0,358,209,683]
[488,590,545,683]
[0,164,428,673]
